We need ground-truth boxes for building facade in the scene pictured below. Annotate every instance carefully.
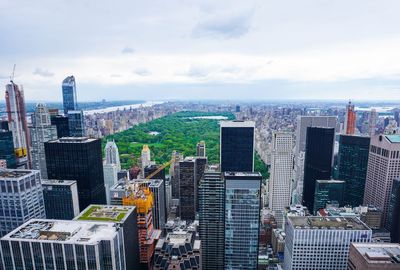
[42,179,80,220]
[388,177,400,243]
[344,101,356,135]
[224,172,261,270]
[338,135,370,206]
[313,179,345,214]
[103,163,119,204]
[45,137,107,211]
[348,243,400,270]
[50,114,70,138]
[0,170,46,236]
[0,130,16,168]
[220,121,255,172]
[62,75,78,114]
[67,110,85,137]
[179,157,196,221]
[196,140,206,157]
[105,140,121,169]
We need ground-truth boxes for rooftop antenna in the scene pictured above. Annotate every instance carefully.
[10,64,16,82]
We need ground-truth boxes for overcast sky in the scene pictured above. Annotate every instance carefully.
[1,0,400,101]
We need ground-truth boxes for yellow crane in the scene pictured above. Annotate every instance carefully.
[145,158,173,179]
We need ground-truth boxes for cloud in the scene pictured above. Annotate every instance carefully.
[186,65,210,78]
[110,74,122,78]
[32,68,54,77]
[134,68,151,76]
[192,10,253,39]
[121,47,135,54]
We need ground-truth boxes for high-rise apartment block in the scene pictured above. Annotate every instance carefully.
[198,167,225,270]
[0,130,16,168]
[0,170,45,236]
[269,132,294,227]
[29,103,58,179]
[313,179,345,213]
[42,179,80,220]
[284,216,372,270]
[5,81,30,167]
[45,137,106,210]
[196,140,206,157]
[338,135,370,206]
[364,135,400,225]
[179,157,196,221]
[224,172,261,270]
[62,75,78,114]
[388,177,400,243]
[302,127,335,211]
[220,121,255,172]
[344,101,357,135]
[1,219,127,270]
[348,243,400,269]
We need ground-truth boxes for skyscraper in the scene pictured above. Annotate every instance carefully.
[0,130,16,168]
[42,179,80,219]
[387,177,400,243]
[269,132,294,227]
[29,103,58,178]
[5,81,30,167]
[0,170,46,236]
[45,137,107,210]
[338,135,370,206]
[67,110,85,137]
[105,140,121,169]
[224,172,261,270]
[103,163,119,204]
[364,134,400,225]
[196,140,206,157]
[284,216,371,270]
[302,127,335,211]
[344,101,356,135]
[179,157,196,221]
[313,179,345,213]
[369,109,378,137]
[220,120,255,172]
[195,156,207,211]
[50,114,70,138]
[198,167,225,270]
[141,144,151,175]
[62,75,78,114]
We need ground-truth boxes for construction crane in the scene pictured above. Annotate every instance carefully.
[145,158,174,179]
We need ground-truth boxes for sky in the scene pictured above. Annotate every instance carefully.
[1,0,400,101]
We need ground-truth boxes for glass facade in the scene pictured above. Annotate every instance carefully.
[0,130,16,168]
[179,158,196,221]
[68,110,85,137]
[338,135,370,207]
[387,178,400,243]
[224,173,261,270]
[42,180,79,219]
[50,115,70,138]
[313,180,345,213]
[62,76,78,114]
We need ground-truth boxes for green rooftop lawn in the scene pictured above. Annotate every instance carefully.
[77,206,129,222]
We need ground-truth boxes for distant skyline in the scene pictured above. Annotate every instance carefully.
[1,0,399,101]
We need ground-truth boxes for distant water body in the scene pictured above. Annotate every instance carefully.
[84,101,164,115]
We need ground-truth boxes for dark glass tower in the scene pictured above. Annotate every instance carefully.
[387,177,400,243]
[50,115,70,138]
[338,135,370,206]
[220,121,255,172]
[198,167,225,270]
[62,76,78,114]
[44,137,106,210]
[179,157,196,221]
[67,110,85,137]
[0,130,16,168]
[313,179,345,214]
[302,127,335,211]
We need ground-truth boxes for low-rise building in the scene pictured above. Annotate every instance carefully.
[348,243,400,269]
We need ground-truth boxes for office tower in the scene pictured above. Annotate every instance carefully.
[293,151,305,204]
[198,167,225,270]
[269,132,294,227]
[5,81,30,167]
[344,101,357,135]
[1,219,127,270]
[118,169,130,181]
[29,103,58,179]
[75,205,141,270]
[141,144,151,171]
[50,114,70,138]
[42,179,80,219]
[220,120,255,172]
[122,184,161,269]
[313,179,345,213]
[0,130,16,168]
[153,229,201,270]
[105,140,121,169]
[179,157,196,221]
[195,156,207,211]
[103,163,119,204]
[302,127,335,211]
[338,135,370,206]
[348,243,400,269]
[68,110,85,137]
[388,177,400,243]
[235,105,240,112]
[144,164,166,181]
[364,134,400,225]
[62,75,78,114]
[224,172,261,270]
[45,137,106,210]
[0,170,45,236]
[196,140,206,157]
[369,109,378,137]
[284,216,372,270]
[170,150,183,199]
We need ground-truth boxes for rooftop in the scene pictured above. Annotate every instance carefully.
[220,120,255,128]
[47,137,97,143]
[75,205,134,223]
[0,169,37,179]
[289,216,370,231]
[385,135,400,143]
[224,171,262,177]
[4,219,117,244]
[316,179,345,184]
[352,243,400,264]
[41,179,77,186]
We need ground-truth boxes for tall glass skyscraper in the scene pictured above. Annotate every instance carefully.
[62,75,78,114]
[302,127,335,211]
[337,135,370,206]
[313,179,345,213]
[387,177,400,243]
[67,110,85,137]
[220,121,255,172]
[0,130,16,168]
[224,172,261,270]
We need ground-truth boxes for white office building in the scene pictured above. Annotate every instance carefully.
[104,140,121,170]
[284,216,372,270]
[269,132,294,227]
[103,163,119,204]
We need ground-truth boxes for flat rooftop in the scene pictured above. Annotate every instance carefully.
[289,216,370,231]
[0,169,36,179]
[111,179,163,191]
[4,219,117,244]
[48,137,96,143]
[385,135,400,143]
[352,243,400,264]
[220,120,255,128]
[316,179,345,184]
[224,171,262,177]
[41,179,76,186]
[75,205,134,223]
